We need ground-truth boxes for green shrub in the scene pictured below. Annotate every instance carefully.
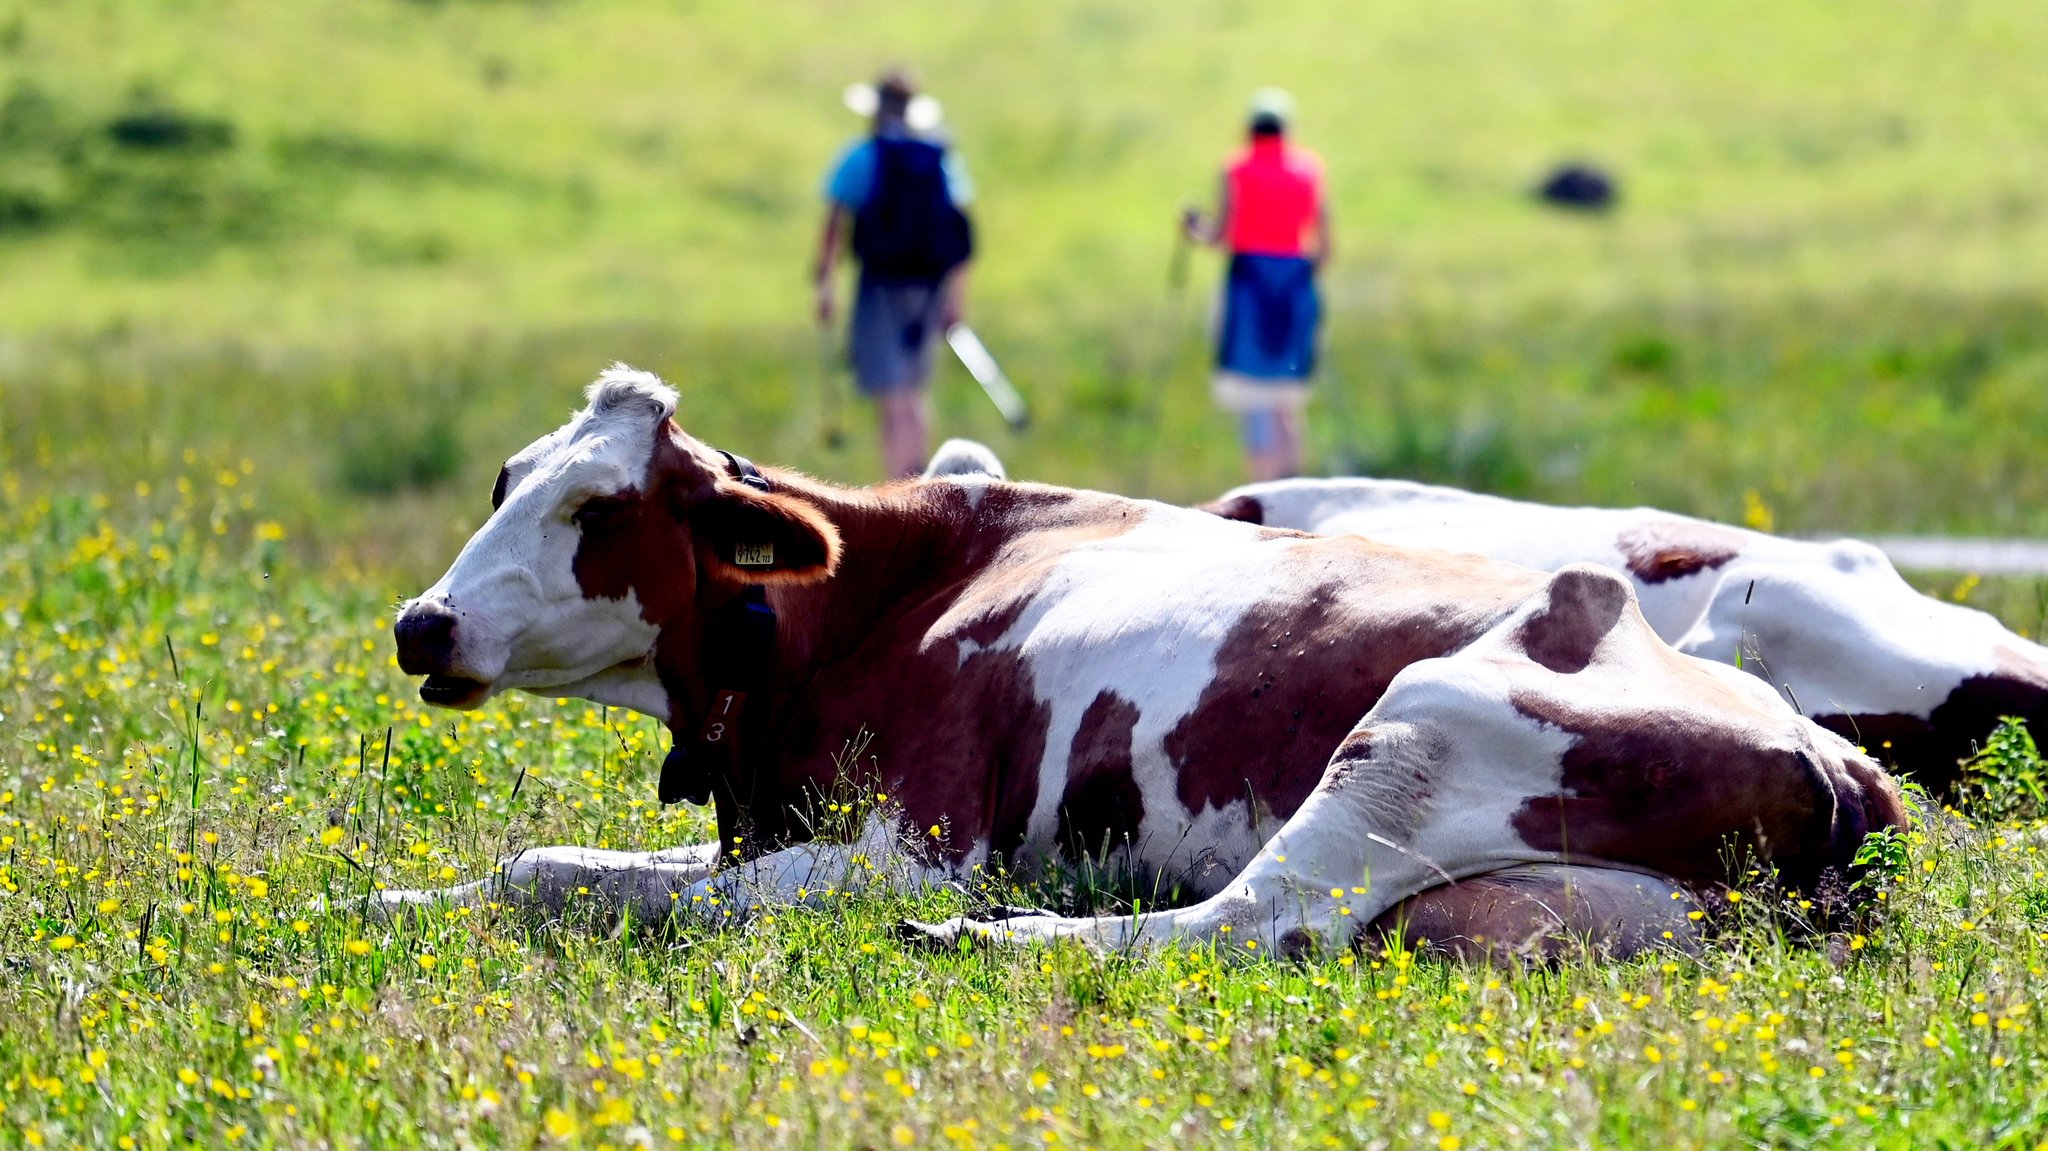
[1961,717,2046,823]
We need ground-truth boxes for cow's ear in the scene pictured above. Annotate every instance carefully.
[1197,493,1264,524]
[690,483,842,585]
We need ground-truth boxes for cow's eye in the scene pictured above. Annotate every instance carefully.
[571,495,634,529]
[490,468,510,511]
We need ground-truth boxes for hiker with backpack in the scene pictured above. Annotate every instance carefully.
[1182,88,1330,481]
[813,69,976,478]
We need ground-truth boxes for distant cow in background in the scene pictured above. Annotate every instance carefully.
[1205,477,2048,794]
[385,370,1902,959]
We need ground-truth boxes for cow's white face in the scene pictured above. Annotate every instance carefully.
[394,366,841,719]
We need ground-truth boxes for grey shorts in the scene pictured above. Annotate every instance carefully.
[850,276,945,396]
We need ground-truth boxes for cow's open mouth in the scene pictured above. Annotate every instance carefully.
[419,674,491,708]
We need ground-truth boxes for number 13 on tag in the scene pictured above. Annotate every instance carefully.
[698,690,745,743]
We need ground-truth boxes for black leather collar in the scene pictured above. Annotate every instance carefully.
[658,449,780,807]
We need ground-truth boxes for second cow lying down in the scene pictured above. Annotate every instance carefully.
[1205,477,2048,795]
[389,368,1903,958]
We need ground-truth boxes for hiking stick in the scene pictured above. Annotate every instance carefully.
[945,325,1030,430]
[1127,224,1196,495]
[816,326,847,450]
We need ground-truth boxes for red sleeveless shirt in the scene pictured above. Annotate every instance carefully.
[1224,137,1325,258]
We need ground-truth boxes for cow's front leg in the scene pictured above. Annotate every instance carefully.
[675,819,951,925]
[377,841,723,921]
[910,710,1507,956]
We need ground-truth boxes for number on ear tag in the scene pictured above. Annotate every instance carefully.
[698,690,745,743]
[733,542,775,567]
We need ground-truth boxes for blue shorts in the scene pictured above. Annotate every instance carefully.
[849,276,945,396]
[1216,253,1320,380]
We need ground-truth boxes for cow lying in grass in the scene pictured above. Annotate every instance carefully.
[388,367,1903,958]
[1202,477,2048,796]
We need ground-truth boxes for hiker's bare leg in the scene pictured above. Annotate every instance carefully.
[879,388,932,478]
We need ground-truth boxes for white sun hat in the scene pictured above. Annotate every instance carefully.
[1248,86,1296,128]
[842,82,944,132]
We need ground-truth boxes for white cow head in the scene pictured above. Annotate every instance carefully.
[393,366,841,718]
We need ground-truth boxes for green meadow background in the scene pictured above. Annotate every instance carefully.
[6,1,2048,1147]
[5,0,2048,573]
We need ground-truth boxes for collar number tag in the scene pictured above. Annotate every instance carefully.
[698,690,745,743]
[734,542,775,567]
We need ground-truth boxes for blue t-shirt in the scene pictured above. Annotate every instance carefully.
[824,134,974,211]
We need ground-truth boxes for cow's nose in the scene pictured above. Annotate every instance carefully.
[394,602,459,675]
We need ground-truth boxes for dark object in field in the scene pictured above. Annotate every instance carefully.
[106,108,234,152]
[1535,163,1617,212]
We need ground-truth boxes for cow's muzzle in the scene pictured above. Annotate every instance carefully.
[395,601,491,707]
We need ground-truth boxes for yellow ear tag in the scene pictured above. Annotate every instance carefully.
[733,542,775,567]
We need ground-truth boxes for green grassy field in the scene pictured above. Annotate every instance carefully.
[7,0,2048,1146]
[6,0,2048,560]
[7,456,2048,1149]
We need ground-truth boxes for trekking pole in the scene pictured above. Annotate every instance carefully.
[1128,216,1197,495]
[816,324,847,450]
[945,324,1030,429]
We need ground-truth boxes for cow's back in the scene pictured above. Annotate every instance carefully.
[780,485,1546,897]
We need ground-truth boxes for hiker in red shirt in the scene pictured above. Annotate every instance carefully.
[1183,89,1330,480]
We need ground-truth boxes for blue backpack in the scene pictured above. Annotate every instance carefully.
[852,136,974,284]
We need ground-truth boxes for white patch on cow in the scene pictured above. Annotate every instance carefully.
[923,438,1007,481]
[1224,476,2048,730]
[398,366,677,709]
[1677,560,2023,722]
[928,502,1316,895]
[552,658,671,718]
[941,473,995,513]
[913,598,1590,952]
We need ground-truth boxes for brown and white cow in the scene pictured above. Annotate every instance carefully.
[387,367,1903,957]
[1202,477,2048,795]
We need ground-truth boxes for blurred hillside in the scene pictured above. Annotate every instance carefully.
[1,0,2046,567]
[4,0,2044,342]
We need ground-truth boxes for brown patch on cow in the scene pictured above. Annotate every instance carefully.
[1368,866,1704,964]
[572,424,714,624]
[1332,727,1374,763]
[1198,493,1265,524]
[751,482,1149,864]
[1056,690,1147,858]
[692,482,842,585]
[1817,643,2048,798]
[1165,542,1545,825]
[1508,687,1906,891]
[1616,520,1748,585]
[1515,567,1632,674]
